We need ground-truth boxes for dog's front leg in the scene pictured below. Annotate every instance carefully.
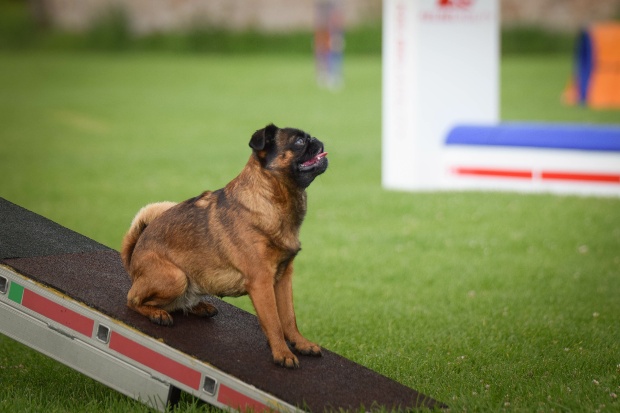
[275,262,322,357]
[246,278,299,369]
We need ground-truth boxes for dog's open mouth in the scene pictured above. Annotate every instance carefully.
[299,152,328,171]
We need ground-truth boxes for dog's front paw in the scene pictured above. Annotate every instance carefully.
[293,341,322,357]
[273,350,300,369]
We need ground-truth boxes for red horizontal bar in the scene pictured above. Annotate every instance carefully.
[109,332,201,390]
[22,289,94,337]
[453,167,620,185]
[453,167,532,179]
[542,171,620,184]
[217,384,273,413]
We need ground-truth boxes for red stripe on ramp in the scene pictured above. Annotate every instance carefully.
[217,384,273,413]
[109,332,201,390]
[21,289,94,337]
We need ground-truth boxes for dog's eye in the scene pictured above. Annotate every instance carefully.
[294,137,305,146]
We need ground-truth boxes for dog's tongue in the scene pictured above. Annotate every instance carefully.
[301,152,328,167]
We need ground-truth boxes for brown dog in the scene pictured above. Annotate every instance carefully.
[120,124,328,368]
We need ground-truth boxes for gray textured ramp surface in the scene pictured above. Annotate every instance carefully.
[0,198,110,259]
[0,197,447,412]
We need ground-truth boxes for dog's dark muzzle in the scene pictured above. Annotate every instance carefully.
[299,141,328,172]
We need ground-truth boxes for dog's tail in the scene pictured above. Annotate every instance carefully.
[120,201,177,271]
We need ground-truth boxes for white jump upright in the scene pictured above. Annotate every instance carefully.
[382,0,620,197]
[382,0,500,191]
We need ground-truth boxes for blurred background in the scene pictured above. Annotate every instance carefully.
[1,0,619,53]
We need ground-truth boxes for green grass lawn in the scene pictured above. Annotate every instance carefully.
[0,52,619,412]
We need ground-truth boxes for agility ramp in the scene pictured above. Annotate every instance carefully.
[0,197,445,412]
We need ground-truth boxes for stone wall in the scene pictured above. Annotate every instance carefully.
[33,0,382,34]
[502,0,620,31]
[33,0,620,34]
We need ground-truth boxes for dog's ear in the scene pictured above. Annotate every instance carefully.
[249,124,278,151]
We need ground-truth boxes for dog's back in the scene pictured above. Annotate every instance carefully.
[120,201,177,272]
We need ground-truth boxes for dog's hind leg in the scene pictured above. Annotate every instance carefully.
[126,253,188,326]
[188,301,219,318]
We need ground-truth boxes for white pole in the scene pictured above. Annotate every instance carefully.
[382,0,500,191]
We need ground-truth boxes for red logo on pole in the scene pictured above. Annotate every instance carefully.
[438,0,473,8]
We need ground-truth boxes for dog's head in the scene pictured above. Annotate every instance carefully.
[249,124,328,189]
